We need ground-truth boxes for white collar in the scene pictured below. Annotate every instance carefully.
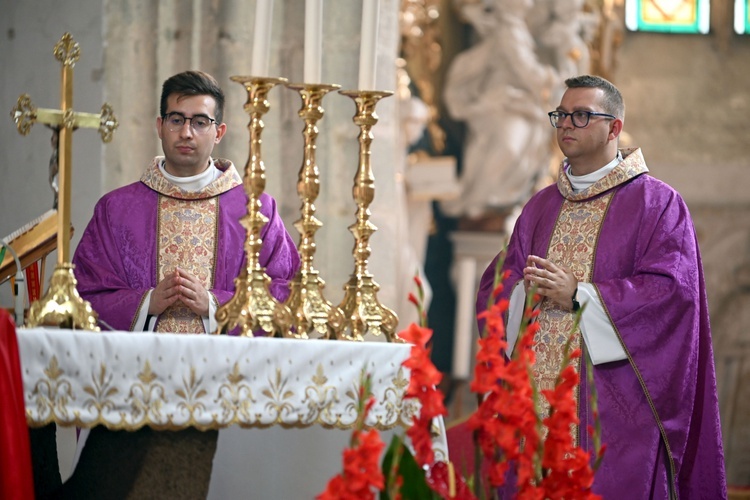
[566,151,623,193]
[159,158,221,192]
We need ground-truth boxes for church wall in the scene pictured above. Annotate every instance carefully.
[616,32,750,206]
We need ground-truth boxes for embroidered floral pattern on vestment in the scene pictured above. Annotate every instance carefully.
[536,192,614,441]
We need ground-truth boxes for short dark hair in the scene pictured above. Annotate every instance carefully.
[160,70,225,124]
[565,75,625,120]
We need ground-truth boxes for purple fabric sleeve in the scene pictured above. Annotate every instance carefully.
[72,183,159,331]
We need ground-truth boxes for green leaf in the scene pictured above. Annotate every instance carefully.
[380,435,435,500]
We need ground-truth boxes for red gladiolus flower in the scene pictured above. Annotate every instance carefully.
[317,428,385,499]
[398,322,432,348]
[414,274,423,290]
[408,292,420,308]
[400,322,447,468]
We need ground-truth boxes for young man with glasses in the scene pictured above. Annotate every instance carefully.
[477,75,726,498]
[64,71,300,497]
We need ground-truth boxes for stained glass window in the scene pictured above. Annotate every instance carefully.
[625,0,710,34]
[736,0,749,34]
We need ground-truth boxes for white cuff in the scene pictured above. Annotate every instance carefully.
[578,283,627,365]
[204,291,217,335]
[505,283,526,357]
[133,290,155,332]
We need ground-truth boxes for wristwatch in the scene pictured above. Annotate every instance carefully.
[571,288,581,312]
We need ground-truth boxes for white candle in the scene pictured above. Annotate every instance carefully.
[358,0,379,90]
[251,0,274,77]
[304,0,323,83]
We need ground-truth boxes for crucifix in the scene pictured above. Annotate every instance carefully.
[10,32,118,330]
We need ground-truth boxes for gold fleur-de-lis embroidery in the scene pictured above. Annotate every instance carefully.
[44,355,63,379]
[302,364,338,425]
[311,364,327,387]
[383,366,410,425]
[343,381,364,427]
[138,361,158,384]
[127,361,167,426]
[216,362,255,424]
[32,356,74,422]
[262,368,295,422]
[176,367,208,422]
[83,363,119,418]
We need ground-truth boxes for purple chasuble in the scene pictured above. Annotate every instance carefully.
[72,158,300,333]
[477,149,726,499]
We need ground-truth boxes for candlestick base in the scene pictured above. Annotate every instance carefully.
[215,268,292,337]
[25,263,100,331]
[339,273,399,342]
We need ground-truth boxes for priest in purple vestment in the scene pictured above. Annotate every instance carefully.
[72,70,300,335]
[477,75,726,499]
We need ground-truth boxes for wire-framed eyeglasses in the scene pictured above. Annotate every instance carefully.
[162,112,217,134]
[548,110,616,128]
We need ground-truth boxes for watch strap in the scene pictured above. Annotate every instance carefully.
[572,287,581,312]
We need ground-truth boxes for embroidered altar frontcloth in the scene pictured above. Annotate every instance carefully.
[17,329,423,433]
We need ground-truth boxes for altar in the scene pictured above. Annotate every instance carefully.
[18,328,447,498]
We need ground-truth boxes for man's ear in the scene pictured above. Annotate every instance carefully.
[156,116,164,140]
[214,122,227,144]
[609,118,623,140]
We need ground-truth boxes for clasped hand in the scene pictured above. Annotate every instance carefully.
[148,267,209,317]
[523,255,578,310]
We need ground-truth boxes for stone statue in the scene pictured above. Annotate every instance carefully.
[441,0,558,226]
[538,0,599,102]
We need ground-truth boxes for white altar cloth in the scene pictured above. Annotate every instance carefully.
[17,328,448,497]
[17,328,428,432]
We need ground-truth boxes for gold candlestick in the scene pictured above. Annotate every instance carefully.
[214,76,292,337]
[337,90,399,342]
[285,83,345,340]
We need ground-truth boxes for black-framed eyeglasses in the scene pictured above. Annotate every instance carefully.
[162,112,217,134]
[548,110,616,129]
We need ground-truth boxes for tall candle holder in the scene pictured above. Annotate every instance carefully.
[214,76,292,337]
[337,90,399,342]
[285,83,345,340]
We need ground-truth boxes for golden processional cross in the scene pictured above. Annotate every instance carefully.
[10,32,118,330]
